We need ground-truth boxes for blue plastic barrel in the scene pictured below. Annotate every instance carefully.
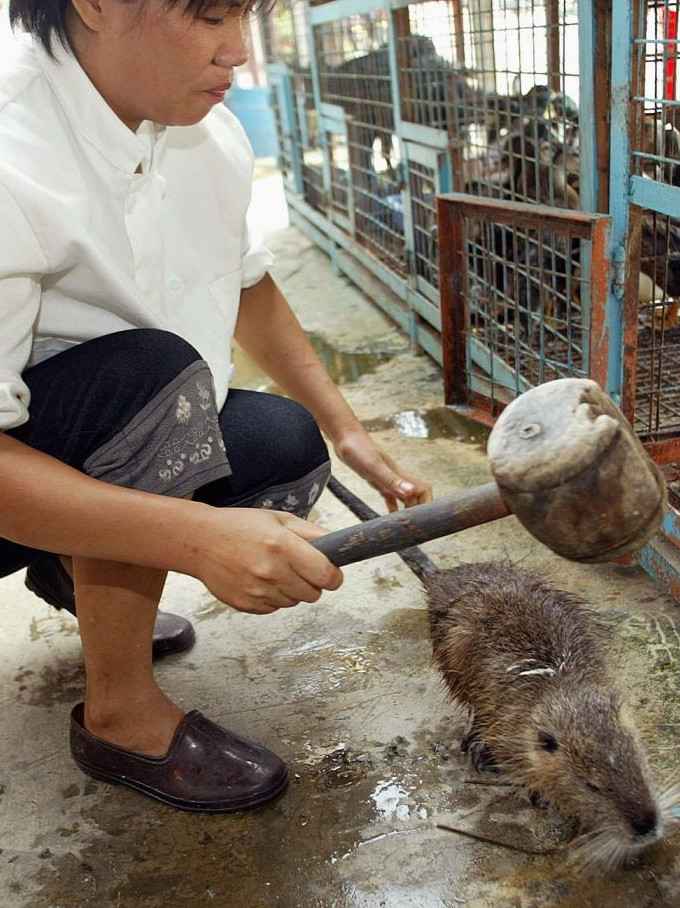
[225,85,278,159]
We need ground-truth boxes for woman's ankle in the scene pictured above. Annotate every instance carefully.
[84,691,185,756]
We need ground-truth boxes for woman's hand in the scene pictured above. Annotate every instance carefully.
[334,428,433,512]
[194,507,343,615]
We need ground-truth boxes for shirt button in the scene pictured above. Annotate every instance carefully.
[168,276,183,293]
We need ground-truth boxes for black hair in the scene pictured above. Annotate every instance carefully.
[9,0,274,58]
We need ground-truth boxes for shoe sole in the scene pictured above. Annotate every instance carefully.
[72,758,289,814]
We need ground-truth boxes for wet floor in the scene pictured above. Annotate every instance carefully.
[2,224,680,907]
[7,575,680,908]
[361,408,489,449]
[232,332,396,396]
[233,337,489,451]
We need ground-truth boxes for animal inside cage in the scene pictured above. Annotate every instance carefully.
[394,0,580,208]
[438,194,609,413]
[629,0,680,442]
[349,121,407,273]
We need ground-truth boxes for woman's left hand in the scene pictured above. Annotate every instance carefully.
[334,428,433,512]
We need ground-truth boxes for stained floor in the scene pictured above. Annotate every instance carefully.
[1,169,680,907]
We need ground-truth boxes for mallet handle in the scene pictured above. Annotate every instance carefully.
[312,482,510,567]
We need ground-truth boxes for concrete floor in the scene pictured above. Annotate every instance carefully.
[3,176,680,907]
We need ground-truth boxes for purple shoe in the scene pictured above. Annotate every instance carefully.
[70,704,289,813]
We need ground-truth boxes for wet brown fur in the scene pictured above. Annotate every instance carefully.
[426,561,666,865]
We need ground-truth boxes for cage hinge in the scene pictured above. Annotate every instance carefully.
[612,245,626,301]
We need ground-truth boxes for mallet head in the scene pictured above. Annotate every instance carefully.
[487,378,666,562]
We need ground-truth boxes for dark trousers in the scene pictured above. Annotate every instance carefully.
[1,329,330,577]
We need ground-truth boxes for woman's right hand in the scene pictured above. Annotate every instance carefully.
[192,507,344,614]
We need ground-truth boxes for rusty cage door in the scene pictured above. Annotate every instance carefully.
[436,194,610,420]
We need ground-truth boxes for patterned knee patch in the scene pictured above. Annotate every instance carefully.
[249,460,331,518]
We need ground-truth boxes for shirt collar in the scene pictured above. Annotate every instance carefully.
[35,37,166,176]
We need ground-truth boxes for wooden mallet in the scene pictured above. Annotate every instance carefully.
[312,378,666,567]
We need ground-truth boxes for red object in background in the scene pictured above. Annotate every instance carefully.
[665,8,678,101]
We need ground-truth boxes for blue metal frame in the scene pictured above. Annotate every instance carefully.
[607,0,634,406]
[267,64,304,195]
[608,0,680,591]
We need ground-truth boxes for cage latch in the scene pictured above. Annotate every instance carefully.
[612,245,626,301]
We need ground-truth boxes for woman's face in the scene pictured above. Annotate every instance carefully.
[69,0,249,129]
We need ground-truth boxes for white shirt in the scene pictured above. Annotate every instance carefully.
[0,34,273,431]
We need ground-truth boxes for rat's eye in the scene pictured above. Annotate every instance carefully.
[538,731,559,752]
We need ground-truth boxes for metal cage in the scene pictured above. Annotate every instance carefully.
[315,11,408,272]
[262,0,680,593]
[395,0,581,208]
[437,193,609,416]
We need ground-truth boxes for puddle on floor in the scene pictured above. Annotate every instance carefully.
[232,333,396,394]
[263,641,375,699]
[15,659,84,707]
[362,407,490,448]
[380,607,429,642]
[370,779,410,820]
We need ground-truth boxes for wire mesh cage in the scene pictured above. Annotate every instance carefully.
[269,88,294,190]
[629,0,680,443]
[437,194,609,413]
[295,71,324,212]
[262,0,308,67]
[262,1,603,408]
[409,158,440,291]
[348,122,407,273]
[315,13,407,272]
[396,0,580,208]
[262,0,326,211]
[328,132,351,222]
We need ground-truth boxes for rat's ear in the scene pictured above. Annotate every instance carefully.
[537,731,559,752]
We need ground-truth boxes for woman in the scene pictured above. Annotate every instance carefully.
[0,0,431,811]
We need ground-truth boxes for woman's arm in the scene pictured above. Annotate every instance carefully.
[235,274,433,511]
[0,432,342,613]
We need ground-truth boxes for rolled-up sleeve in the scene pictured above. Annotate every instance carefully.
[241,217,274,289]
[0,182,45,431]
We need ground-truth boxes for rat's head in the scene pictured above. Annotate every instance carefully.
[522,683,663,868]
